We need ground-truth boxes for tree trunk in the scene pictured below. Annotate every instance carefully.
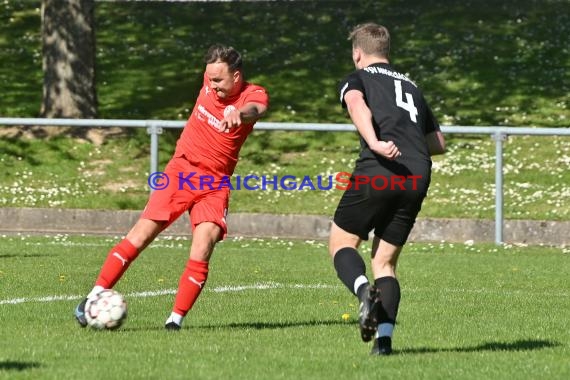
[38,0,99,140]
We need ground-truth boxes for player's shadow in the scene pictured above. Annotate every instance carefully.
[197,319,347,330]
[397,339,559,355]
[123,319,348,332]
[0,360,41,371]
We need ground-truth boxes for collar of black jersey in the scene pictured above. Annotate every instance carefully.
[366,62,392,69]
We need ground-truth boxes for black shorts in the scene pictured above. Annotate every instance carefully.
[333,163,430,246]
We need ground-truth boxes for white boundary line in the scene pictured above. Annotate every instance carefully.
[0,282,338,305]
[2,283,568,306]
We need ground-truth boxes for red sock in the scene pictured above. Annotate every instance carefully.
[95,239,139,289]
[173,259,209,316]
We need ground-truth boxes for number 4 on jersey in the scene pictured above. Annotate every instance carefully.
[394,80,418,123]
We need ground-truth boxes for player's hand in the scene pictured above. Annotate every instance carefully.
[218,109,242,133]
[370,140,401,160]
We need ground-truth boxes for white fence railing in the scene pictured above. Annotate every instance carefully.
[2,117,570,244]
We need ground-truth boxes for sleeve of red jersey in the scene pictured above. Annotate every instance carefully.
[243,85,269,107]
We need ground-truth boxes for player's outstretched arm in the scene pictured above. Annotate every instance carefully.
[239,102,267,124]
[345,89,401,160]
[218,102,267,133]
[426,130,446,156]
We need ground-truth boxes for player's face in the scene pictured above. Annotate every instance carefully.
[205,61,241,99]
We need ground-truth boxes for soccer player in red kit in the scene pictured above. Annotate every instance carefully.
[74,44,269,330]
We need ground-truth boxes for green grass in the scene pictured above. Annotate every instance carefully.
[1,0,568,125]
[0,0,569,219]
[1,235,569,379]
[1,133,570,220]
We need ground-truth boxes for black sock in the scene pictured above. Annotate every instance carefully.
[333,247,366,296]
[356,282,368,299]
[375,276,401,324]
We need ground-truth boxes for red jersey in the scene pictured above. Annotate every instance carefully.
[174,74,269,177]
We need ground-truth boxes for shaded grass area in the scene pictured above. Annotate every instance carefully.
[0,235,569,379]
[1,0,568,126]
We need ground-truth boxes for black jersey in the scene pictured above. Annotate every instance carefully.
[339,62,439,177]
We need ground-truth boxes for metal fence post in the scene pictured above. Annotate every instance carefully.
[492,132,507,245]
[1,118,569,241]
[146,122,163,180]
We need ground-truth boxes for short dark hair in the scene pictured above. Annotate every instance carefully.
[204,44,242,72]
[348,23,390,58]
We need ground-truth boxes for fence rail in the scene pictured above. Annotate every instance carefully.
[2,117,570,245]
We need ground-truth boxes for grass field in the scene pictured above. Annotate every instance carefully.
[2,133,569,220]
[1,235,569,379]
[1,2,568,378]
[1,0,568,125]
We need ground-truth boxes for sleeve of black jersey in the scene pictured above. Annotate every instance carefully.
[424,103,441,134]
[338,72,364,109]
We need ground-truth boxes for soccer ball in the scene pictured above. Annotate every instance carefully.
[85,289,127,330]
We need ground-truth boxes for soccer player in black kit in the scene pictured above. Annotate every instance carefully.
[329,23,446,355]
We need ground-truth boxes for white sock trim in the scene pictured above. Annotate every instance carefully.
[353,275,369,295]
[376,323,394,338]
[166,312,184,326]
[87,285,105,299]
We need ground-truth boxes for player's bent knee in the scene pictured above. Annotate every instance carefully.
[190,222,222,261]
[329,223,361,257]
[126,219,166,250]
[189,241,216,261]
[329,238,360,258]
[126,234,153,251]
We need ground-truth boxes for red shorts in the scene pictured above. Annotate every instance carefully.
[141,155,230,239]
